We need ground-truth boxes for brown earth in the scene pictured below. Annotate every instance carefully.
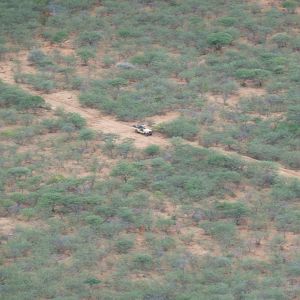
[0,217,39,236]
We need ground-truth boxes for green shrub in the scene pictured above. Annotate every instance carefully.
[118,27,141,38]
[156,217,175,232]
[235,68,271,86]
[271,33,291,48]
[287,104,300,125]
[287,260,300,276]
[8,167,31,178]
[244,163,277,187]
[84,277,101,286]
[51,31,69,44]
[115,139,135,158]
[63,112,86,129]
[77,47,96,65]
[111,161,139,182]
[218,17,237,27]
[201,221,236,245]
[156,236,176,251]
[115,238,134,254]
[85,215,104,227]
[77,31,102,47]
[0,42,7,60]
[17,73,56,93]
[79,128,96,146]
[144,144,160,156]
[21,208,37,220]
[276,210,300,233]
[291,37,300,51]
[132,254,153,270]
[281,151,300,169]
[27,49,47,66]
[215,201,249,225]
[20,95,45,110]
[282,0,297,13]
[0,109,18,125]
[247,142,281,161]
[102,55,115,67]
[271,179,300,202]
[158,117,198,140]
[130,51,169,66]
[207,32,233,50]
[0,82,45,109]
[41,118,61,133]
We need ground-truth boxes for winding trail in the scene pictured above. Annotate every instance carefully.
[0,54,299,179]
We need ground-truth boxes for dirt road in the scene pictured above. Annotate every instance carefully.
[0,53,299,179]
[0,57,178,148]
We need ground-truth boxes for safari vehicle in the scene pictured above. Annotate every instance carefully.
[133,124,153,136]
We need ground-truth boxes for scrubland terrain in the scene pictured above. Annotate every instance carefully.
[0,1,300,299]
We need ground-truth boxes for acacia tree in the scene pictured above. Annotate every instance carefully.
[207,32,233,50]
[215,202,249,225]
[106,77,128,100]
[271,33,291,48]
[115,138,135,158]
[77,31,102,47]
[79,128,96,148]
[39,192,64,214]
[218,80,239,105]
[7,167,31,192]
[111,161,138,182]
[77,47,96,66]
[235,68,271,86]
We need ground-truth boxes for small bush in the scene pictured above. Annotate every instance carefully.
[85,215,104,227]
[77,31,101,47]
[27,49,47,65]
[132,254,153,270]
[21,208,36,220]
[207,32,233,50]
[0,109,18,125]
[17,73,56,93]
[271,179,300,202]
[64,112,86,129]
[271,33,290,48]
[201,221,236,246]
[77,47,96,65]
[281,151,300,169]
[215,201,249,225]
[79,128,96,145]
[235,68,271,86]
[158,117,198,140]
[84,278,101,286]
[51,31,69,44]
[218,17,237,27]
[144,144,160,156]
[41,118,60,133]
[115,238,134,254]
[0,82,45,109]
[157,236,176,251]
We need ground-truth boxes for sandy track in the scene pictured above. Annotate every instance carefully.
[0,55,299,179]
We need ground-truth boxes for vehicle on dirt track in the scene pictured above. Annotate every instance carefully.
[133,124,153,136]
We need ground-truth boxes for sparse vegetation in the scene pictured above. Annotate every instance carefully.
[0,0,299,299]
